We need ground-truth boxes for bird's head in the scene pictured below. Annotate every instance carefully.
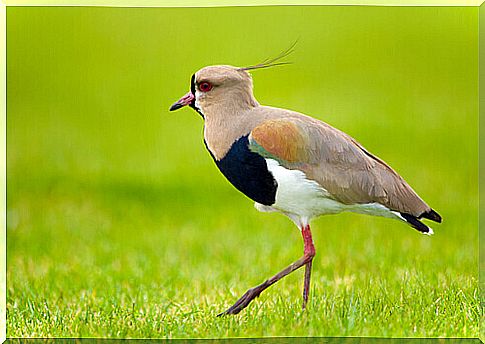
[169,42,296,117]
[169,65,258,117]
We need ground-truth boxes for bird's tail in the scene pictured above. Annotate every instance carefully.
[420,209,442,223]
[399,208,442,235]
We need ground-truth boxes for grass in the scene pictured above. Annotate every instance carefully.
[6,5,479,339]
[6,175,480,338]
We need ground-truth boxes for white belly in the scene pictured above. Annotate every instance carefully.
[256,159,400,224]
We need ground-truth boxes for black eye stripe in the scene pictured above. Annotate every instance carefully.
[190,74,196,95]
[189,74,197,110]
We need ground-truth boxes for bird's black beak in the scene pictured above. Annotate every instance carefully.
[169,92,195,111]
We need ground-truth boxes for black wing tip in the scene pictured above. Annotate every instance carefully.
[400,212,432,234]
[420,209,442,223]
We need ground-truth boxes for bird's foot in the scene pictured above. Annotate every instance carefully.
[217,286,263,316]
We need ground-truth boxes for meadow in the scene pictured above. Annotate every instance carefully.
[6,6,479,338]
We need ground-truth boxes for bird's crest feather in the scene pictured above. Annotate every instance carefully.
[239,41,297,71]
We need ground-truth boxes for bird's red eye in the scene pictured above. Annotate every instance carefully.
[199,82,213,92]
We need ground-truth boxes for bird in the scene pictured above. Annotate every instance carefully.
[169,55,442,316]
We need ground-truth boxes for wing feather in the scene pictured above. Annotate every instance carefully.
[249,117,431,217]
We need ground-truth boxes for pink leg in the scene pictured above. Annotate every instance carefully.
[218,224,316,316]
[302,224,315,309]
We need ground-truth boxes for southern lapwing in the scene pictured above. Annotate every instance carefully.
[169,61,442,316]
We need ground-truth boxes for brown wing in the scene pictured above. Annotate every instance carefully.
[249,117,434,218]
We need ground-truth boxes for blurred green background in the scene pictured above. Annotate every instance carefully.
[6,6,478,338]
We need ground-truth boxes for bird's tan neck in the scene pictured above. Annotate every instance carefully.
[203,106,264,160]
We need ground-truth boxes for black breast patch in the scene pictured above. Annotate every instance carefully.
[205,135,277,206]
